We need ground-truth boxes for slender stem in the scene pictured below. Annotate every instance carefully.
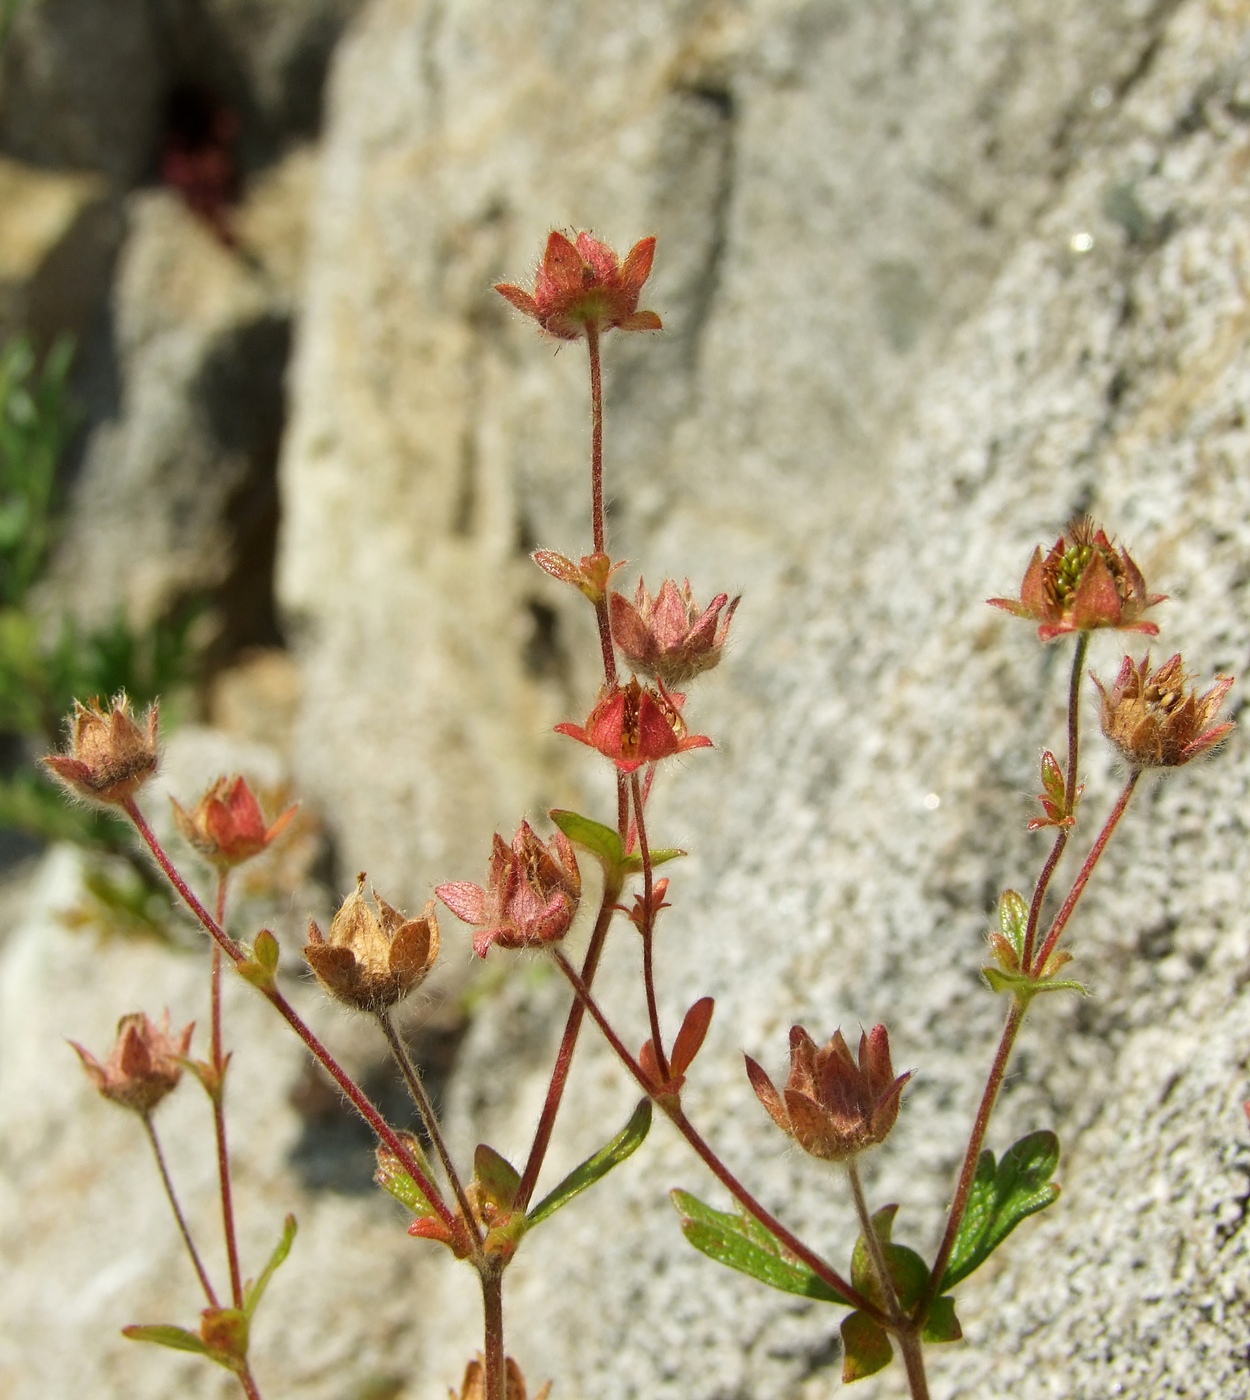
[1021,631,1088,971]
[550,949,886,1323]
[588,322,604,554]
[212,872,244,1309]
[377,1010,480,1241]
[617,770,628,842]
[1032,772,1140,973]
[124,799,458,1234]
[238,1366,264,1400]
[847,1158,900,1320]
[898,1328,932,1400]
[481,1268,506,1400]
[142,1113,218,1307]
[923,1002,1024,1310]
[514,880,622,1211]
[631,771,668,1081]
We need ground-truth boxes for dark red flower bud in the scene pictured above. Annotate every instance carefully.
[70,1011,193,1116]
[171,775,297,869]
[555,677,712,773]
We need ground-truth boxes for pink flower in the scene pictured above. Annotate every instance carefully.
[989,517,1164,643]
[609,578,738,687]
[495,231,662,341]
[71,1011,193,1116]
[554,677,712,774]
[171,775,297,869]
[437,822,581,958]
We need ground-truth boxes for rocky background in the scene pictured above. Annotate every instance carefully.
[1,1,1249,1398]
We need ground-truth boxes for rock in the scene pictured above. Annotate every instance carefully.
[0,156,119,347]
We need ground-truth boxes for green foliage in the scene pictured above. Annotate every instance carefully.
[850,1205,929,1312]
[840,1309,893,1381]
[940,1130,1061,1291]
[550,808,685,881]
[527,1099,652,1227]
[670,1189,851,1304]
[243,1214,297,1318]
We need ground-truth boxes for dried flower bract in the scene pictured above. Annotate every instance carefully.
[437,822,581,958]
[1095,653,1234,769]
[71,1011,193,1116]
[44,694,158,806]
[495,230,661,341]
[304,876,439,1012]
[989,517,1164,643]
[745,1024,910,1161]
[172,774,298,868]
[451,1356,551,1400]
[610,578,739,687]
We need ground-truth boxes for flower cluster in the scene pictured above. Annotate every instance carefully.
[610,578,738,687]
[556,677,711,773]
[172,775,298,869]
[1095,653,1234,769]
[71,1011,193,1116]
[44,694,159,806]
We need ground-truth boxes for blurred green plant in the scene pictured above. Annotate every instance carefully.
[0,335,205,870]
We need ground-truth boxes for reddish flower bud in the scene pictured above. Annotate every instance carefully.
[304,877,439,1012]
[555,677,712,774]
[44,694,159,806]
[450,1357,550,1400]
[171,775,298,869]
[437,822,581,958]
[609,578,739,687]
[1094,653,1234,769]
[745,1024,911,1161]
[988,516,1165,643]
[70,1011,193,1116]
[495,231,662,341]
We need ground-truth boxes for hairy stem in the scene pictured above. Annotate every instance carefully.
[1032,771,1140,974]
[924,1001,1024,1310]
[212,872,244,1308]
[238,1366,265,1400]
[898,1327,932,1400]
[481,1268,506,1400]
[124,799,458,1235]
[142,1113,217,1307]
[631,771,668,1080]
[847,1157,900,1320]
[1021,631,1088,971]
[515,879,622,1211]
[550,949,886,1323]
[586,322,617,685]
[377,1009,480,1242]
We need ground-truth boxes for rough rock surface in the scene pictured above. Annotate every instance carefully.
[5,1,1250,1399]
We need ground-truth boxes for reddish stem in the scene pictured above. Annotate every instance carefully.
[142,1113,218,1307]
[481,1267,506,1400]
[1021,631,1088,971]
[515,879,622,1211]
[123,799,458,1235]
[212,872,244,1309]
[588,322,604,554]
[922,1002,1023,1313]
[631,771,668,1081]
[238,1366,264,1400]
[550,949,885,1323]
[1032,771,1140,974]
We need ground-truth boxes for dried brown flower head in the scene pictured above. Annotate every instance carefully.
[451,1357,551,1400]
[70,1011,193,1116]
[745,1024,910,1161]
[1095,653,1234,769]
[989,517,1164,643]
[44,694,158,806]
[171,774,298,869]
[304,876,439,1012]
[609,578,739,687]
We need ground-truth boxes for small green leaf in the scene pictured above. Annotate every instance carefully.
[253,929,280,974]
[840,1310,893,1381]
[671,1189,852,1305]
[528,1099,652,1226]
[122,1324,211,1356]
[235,958,275,991]
[941,1130,1061,1290]
[243,1214,297,1318]
[474,1143,521,1212]
[998,890,1029,960]
[982,965,1086,1007]
[921,1295,963,1344]
[850,1204,929,1311]
[374,1134,437,1217]
[619,846,686,875]
[549,810,622,868]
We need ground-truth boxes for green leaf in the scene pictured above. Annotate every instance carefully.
[243,1214,297,1318]
[921,1295,963,1344]
[618,847,686,875]
[549,810,622,868]
[122,1324,211,1357]
[670,1189,852,1305]
[849,1205,930,1311]
[253,929,280,974]
[474,1143,521,1212]
[998,890,1028,960]
[840,1310,892,1381]
[982,965,1087,1007]
[940,1130,1061,1290]
[527,1099,652,1226]
[374,1134,437,1216]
